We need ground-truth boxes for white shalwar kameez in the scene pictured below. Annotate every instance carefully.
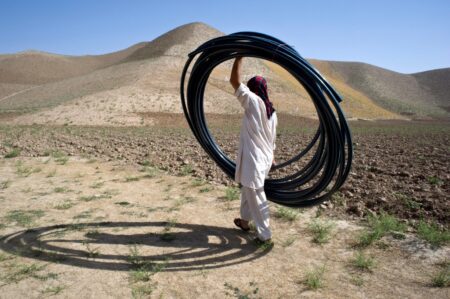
[234,83,277,241]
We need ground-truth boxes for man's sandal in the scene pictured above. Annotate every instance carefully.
[233,218,250,232]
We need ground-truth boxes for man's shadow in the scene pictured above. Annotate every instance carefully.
[0,221,271,272]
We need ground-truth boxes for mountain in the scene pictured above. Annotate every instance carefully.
[0,22,448,125]
[320,61,449,117]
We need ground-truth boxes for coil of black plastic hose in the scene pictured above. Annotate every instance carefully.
[180,32,353,207]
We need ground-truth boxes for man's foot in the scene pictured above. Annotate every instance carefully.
[233,218,250,232]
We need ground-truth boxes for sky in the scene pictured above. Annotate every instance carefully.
[1,0,449,74]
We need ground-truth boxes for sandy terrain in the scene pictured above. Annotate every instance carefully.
[0,157,448,298]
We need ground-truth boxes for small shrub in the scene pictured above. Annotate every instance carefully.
[5,210,45,227]
[131,284,156,298]
[281,236,296,247]
[199,186,212,193]
[54,201,74,210]
[427,176,443,185]
[224,187,239,201]
[83,242,100,258]
[308,219,334,244]
[5,148,20,158]
[179,164,193,176]
[54,187,69,193]
[42,285,65,295]
[15,161,39,177]
[352,251,375,272]
[224,281,260,299]
[0,180,10,190]
[357,212,406,247]
[139,160,152,167]
[417,221,450,247]
[50,150,69,165]
[274,206,299,222]
[141,166,159,178]
[90,181,104,189]
[431,267,449,288]
[3,263,46,283]
[160,219,177,242]
[125,176,140,182]
[303,265,326,290]
[191,178,205,187]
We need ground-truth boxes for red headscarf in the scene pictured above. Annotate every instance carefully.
[247,76,275,119]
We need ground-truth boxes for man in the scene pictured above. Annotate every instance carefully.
[229,57,277,243]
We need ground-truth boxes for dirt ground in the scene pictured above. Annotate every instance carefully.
[0,114,448,225]
[0,156,448,298]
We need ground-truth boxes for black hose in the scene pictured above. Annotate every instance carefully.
[180,32,353,207]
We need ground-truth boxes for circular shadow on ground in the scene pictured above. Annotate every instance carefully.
[0,221,271,272]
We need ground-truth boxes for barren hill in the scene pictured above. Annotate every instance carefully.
[0,22,447,125]
[0,43,146,85]
[319,61,449,117]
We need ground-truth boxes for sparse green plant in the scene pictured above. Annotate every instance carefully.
[394,192,422,210]
[0,180,10,189]
[331,191,346,206]
[199,186,213,193]
[281,236,296,247]
[46,169,57,177]
[417,221,450,247]
[73,210,92,219]
[79,191,112,202]
[274,206,299,222]
[350,275,364,286]
[125,176,140,182]
[139,160,152,167]
[303,265,326,290]
[191,178,205,187]
[140,166,159,178]
[254,238,274,251]
[174,196,196,208]
[15,160,40,177]
[128,244,142,267]
[54,186,69,193]
[103,189,120,197]
[308,219,334,244]
[54,201,74,210]
[50,150,69,165]
[21,187,32,193]
[0,253,12,262]
[129,267,151,283]
[357,212,406,247]
[179,164,193,176]
[5,147,20,158]
[85,229,100,238]
[160,219,177,242]
[163,184,173,192]
[224,187,239,201]
[431,265,449,288]
[42,285,65,295]
[2,263,46,283]
[352,251,375,272]
[115,201,131,206]
[83,242,100,258]
[90,181,104,189]
[4,209,45,227]
[427,176,443,185]
[131,283,156,298]
[224,281,260,299]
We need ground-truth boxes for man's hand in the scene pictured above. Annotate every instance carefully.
[230,57,243,91]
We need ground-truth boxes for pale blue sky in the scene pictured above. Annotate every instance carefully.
[1,0,449,73]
